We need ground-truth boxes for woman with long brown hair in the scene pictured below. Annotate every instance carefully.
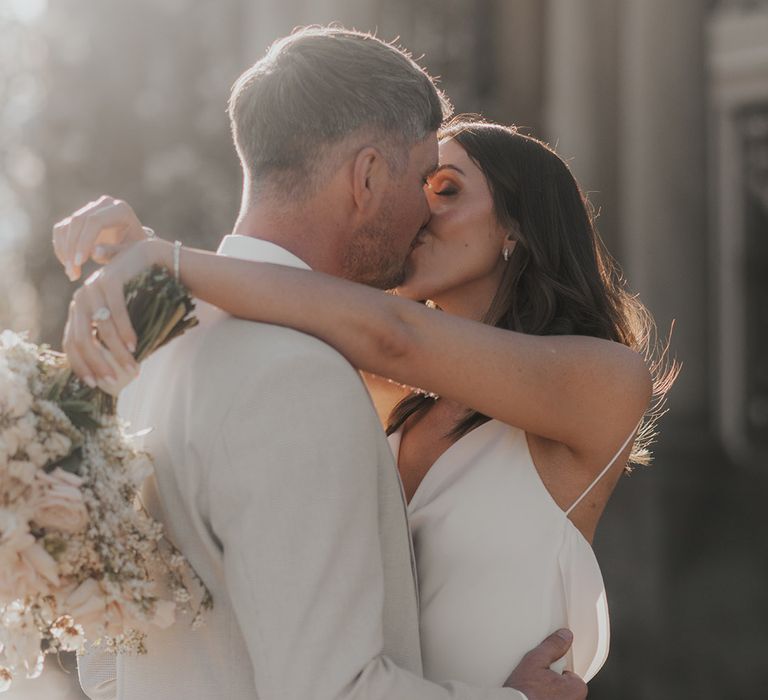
[57,117,675,686]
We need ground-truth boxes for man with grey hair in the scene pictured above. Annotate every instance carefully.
[69,26,586,700]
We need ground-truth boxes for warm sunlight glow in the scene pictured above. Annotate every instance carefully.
[6,0,47,23]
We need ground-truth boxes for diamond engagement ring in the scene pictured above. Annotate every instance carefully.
[91,307,111,323]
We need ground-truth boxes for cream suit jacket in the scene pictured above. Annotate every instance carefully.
[77,236,525,700]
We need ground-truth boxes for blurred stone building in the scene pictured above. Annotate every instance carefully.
[2,0,766,698]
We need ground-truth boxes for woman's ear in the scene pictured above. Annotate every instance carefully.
[501,220,522,257]
[351,146,386,215]
[507,218,522,241]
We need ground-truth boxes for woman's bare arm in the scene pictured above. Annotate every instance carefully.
[66,237,652,461]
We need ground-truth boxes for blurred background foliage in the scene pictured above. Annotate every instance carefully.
[2,0,246,345]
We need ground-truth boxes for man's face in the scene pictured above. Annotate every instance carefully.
[342,133,439,289]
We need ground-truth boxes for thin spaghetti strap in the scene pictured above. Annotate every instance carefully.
[565,418,643,516]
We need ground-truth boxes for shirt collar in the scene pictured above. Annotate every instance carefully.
[216,235,311,270]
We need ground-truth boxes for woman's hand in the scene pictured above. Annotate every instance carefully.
[53,195,152,281]
[63,238,173,393]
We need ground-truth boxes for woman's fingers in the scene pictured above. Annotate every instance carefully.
[67,198,123,279]
[52,195,146,280]
[54,198,103,280]
[82,274,137,374]
[63,236,161,386]
[63,289,116,384]
[62,208,89,281]
[72,203,127,272]
[92,243,131,265]
[62,313,96,389]
[100,273,138,355]
[52,218,70,268]
[93,314,136,374]
[73,198,146,269]
[94,345,139,397]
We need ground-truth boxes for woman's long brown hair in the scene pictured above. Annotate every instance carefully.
[387,116,678,470]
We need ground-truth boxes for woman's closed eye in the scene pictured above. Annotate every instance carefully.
[426,178,459,197]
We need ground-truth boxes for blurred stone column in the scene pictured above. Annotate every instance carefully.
[492,0,546,129]
[618,0,709,422]
[545,0,709,423]
[543,2,708,698]
[543,0,621,250]
[708,3,768,462]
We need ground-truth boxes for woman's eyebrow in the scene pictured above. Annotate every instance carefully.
[433,164,465,176]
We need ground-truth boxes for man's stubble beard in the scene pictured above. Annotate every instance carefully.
[341,195,410,290]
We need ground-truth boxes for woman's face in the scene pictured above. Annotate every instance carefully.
[397,138,511,317]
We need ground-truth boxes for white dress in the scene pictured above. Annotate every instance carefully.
[388,418,634,686]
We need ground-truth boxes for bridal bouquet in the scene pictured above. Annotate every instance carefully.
[0,267,210,692]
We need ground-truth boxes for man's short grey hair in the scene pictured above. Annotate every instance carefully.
[228,25,452,201]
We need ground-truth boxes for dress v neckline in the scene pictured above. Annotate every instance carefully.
[390,418,504,511]
[391,419,602,557]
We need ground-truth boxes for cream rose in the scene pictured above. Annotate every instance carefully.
[0,512,60,602]
[32,468,88,534]
[61,578,107,639]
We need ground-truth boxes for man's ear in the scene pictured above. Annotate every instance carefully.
[351,146,387,215]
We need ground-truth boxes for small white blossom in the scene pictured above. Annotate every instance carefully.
[51,615,86,652]
[0,667,12,692]
[8,460,36,485]
[44,433,72,461]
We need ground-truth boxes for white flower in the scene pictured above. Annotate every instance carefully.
[24,652,44,680]
[1,427,21,460]
[51,615,85,653]
[61,578,106,639]
[0,667,11,692]
[0,508,23,542]
[152,599,176,629]
[1,599,26,627]
[44,433,72,461]
[0,604,44,680]
[0,379,32,420]
[8,460,36,485]
[15,414,38,444]
[0,514,60,602]
[126,452,153,484]
[31,468,88,534]
[0,356,33,421]
[103,594,136,637]
[24,442,48,469]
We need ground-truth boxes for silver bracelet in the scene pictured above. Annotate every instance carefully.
[173,240,182,282]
